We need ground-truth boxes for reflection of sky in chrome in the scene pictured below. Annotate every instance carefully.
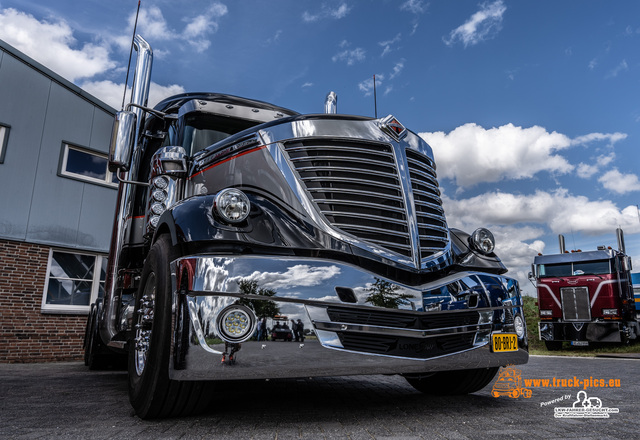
[189,257,519,325]
[228,264,341,291]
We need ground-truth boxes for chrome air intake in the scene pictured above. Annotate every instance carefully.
[281,139,449,263]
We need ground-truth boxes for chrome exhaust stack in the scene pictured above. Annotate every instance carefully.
[324,91,337,114]
[102,35,154,346]
[558,234,566,254]
[617,228,626,254]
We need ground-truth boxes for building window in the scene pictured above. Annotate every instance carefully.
[59,143,117,187]
[41,250,107,314]
[0,123,9,163]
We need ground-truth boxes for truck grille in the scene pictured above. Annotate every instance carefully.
[406,149,449,259]
[337,332,475,359]
[561,287,591,321]
[283,139,448,261]
[326,306,479,330]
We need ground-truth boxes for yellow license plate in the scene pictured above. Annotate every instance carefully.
[492,333,518,352]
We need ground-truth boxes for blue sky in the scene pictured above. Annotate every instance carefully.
[1,0,639,293]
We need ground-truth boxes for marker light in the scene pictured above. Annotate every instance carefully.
[514,314,525,339]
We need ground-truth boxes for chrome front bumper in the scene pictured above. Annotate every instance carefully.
[169,255,528,381]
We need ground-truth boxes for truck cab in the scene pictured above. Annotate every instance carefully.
[533,230,638,349]
[85,35,528,419]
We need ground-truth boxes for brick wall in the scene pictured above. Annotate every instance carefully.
[0,239,86,362]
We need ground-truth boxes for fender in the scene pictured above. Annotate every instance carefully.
[153,192,351,253]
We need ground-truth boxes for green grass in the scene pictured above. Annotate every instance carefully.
[522,296,640,356]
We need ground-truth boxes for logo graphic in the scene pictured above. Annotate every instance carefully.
[554,391,619,418]
[379,115,407,141]
[491,366,533,399]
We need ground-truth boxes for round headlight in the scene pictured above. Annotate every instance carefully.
[214,188,250,224]
[215,305,257,343]
[514,314,525,339]
[470,228,495,255]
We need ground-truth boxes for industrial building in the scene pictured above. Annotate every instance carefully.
[0,38,116,362]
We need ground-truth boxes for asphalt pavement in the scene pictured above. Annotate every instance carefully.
[0,355,638,439]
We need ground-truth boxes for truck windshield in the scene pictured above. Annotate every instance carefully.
[538,259,611,277]
[182,113,259,155]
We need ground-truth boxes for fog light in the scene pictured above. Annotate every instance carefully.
[602,308,618,316]
[214,188,250,224]
[470,228,495,255]
[215,305,256,343]
[514,314,525,338]
[540,309,552,316]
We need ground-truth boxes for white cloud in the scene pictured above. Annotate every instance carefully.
[444,0,506,47]
[332,47,366,65]
[80,80,186,109]
[389,60,405,79]
[128,4,228,53]
[358,74,384,96]
[420,123,627,188]
[0,8,116,82]
[420,123,572,188]
[379,33,401,57]
[303,3,352,22]
[400,0,427,15]
[442,189,640,236]
[598,168,640,194]
[442,190,640,293]
[576,153,615,179]
[606,59,628,78]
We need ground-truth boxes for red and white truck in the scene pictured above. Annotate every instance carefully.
[531,228,638,349]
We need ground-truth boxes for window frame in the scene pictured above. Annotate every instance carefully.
[0,122,10,164]
[58,142,117,188]
[41,249,107,315]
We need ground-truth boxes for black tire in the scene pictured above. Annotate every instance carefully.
[544,340,563,351]
[404,367,499,395]
[84,303,109,370]
[128,235,212,419]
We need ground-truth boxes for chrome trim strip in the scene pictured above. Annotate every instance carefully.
[312,321,492,338]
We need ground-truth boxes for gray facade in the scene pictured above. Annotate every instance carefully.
[0,39,117,253]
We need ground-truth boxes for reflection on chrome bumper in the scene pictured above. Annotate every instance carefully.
[169,255,528,381]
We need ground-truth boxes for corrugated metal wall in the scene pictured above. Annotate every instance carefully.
[0,40,116,253]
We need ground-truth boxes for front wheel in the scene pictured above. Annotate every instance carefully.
[128,235,212,419]
[404,367,499,395]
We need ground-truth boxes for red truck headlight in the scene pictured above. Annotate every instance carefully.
[602,308,618,316]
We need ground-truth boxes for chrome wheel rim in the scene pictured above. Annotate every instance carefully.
[134,272,156,376]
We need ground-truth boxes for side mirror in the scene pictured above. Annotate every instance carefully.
[622,256,632,272]
[109,111,137,172]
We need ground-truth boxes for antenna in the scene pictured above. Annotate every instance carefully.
[373,74,378,118]
[121,1,142,110]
